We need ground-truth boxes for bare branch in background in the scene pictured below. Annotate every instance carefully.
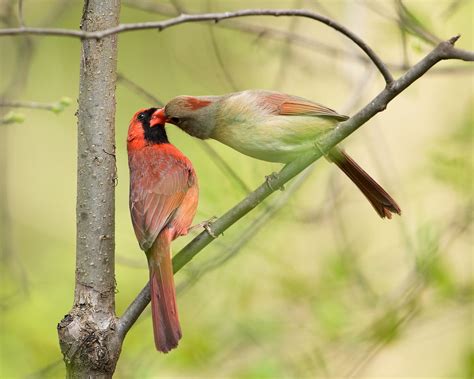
[123,0,365,65]
[0,98,71,113]
[2,7,471,77]
[0,8,397,83]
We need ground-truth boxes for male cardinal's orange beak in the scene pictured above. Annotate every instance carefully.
[150,108,166,127]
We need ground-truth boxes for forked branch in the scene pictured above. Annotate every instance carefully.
[0,9,395,82]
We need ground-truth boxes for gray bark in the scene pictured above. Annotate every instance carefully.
[57,1,121,377]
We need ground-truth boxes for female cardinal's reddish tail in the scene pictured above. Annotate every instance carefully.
[147,229,181,352]
[329,149,400,218]
[128,107,198,353]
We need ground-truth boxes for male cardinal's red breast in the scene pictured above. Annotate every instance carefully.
[127,107,198,352]
[162,90,401,218]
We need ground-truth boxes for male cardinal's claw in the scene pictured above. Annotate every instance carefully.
[203,223,217,239]
[189,217,218,238]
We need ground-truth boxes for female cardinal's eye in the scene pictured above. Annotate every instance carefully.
[170,117,180,124]
[137,112,145,121]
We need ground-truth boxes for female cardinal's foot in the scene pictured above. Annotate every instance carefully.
[189,217,218,238]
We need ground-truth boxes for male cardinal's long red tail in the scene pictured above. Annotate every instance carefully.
[329,149,401,219]
[146,230,181,353]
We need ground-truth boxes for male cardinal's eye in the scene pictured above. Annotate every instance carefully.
[170,117,180,124]
[137,112,145,121]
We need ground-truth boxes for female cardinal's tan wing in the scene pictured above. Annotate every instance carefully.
[256,91,349,121]
[129,147,196,251]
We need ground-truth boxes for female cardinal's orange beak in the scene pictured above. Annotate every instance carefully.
[150,108,166,127]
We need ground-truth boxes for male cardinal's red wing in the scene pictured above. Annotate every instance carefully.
[130,153,194,251]
[260,92,349,121]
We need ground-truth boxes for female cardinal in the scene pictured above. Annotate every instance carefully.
[127,108,199,352]
[161,90,400,218]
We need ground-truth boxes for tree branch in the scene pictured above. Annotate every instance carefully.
[117,35,471,338]
[122,1,472,75]
[0,9,394,82]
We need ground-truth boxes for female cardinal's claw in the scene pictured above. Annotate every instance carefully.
[265,172,284,191]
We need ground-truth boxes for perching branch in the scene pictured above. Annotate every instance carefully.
[0,9,395,82]
[117,35,473,337]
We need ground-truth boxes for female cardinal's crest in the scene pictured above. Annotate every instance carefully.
[184,97,212,111]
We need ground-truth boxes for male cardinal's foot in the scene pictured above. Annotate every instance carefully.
[189,217,218,238]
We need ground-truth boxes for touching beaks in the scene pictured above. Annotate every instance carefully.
[150,108,166,127]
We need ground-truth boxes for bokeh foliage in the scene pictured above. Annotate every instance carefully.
[0,0,472,377]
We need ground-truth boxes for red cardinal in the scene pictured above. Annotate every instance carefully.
[163,90,400,218]
[127,108,199,352]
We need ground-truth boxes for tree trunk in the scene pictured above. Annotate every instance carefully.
[57,1,121,377]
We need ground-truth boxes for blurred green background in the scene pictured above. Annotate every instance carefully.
[0,0,473,377]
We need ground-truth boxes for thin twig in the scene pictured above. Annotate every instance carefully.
[0,99,69,112]
[0,9,395,83]
[116,36,470,338]
[120,2,474,75]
